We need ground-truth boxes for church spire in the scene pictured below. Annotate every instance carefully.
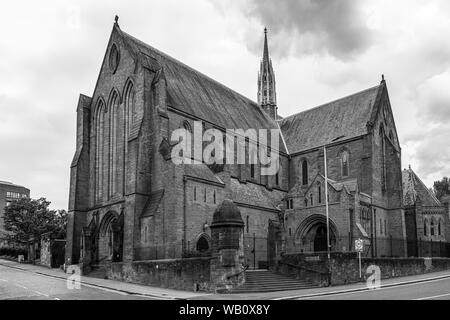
[263,27,269,63]
[258,27,277,120]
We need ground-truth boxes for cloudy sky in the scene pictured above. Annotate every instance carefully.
[1,0,450,209]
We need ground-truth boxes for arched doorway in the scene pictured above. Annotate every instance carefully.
[295,215,338,253]
[314,225,328,252]
[98,211,124,263]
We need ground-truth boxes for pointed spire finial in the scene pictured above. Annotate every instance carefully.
[409,164,412,170]
[381,74,385,83]
[115,15,119,24]
[264,27,267,34]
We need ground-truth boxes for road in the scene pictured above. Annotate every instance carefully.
[293,277,450,300]
[0,264,154,300]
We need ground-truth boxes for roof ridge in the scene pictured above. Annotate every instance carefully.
[120,30,272,119]
[411,169,441,205]
[279,84,381,123]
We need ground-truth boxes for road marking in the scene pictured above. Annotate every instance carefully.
[0,279,7,282]
[15,284,28,290]
[54,298,61,300]
[415,293,450,301]
[0,262,183,300]
[33,290,49,297]
[275,275,450,300]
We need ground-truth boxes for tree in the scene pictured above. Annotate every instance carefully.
[3,197,67,243]
[433,177,450,201]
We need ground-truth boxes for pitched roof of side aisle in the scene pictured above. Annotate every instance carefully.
[278,84,383,154]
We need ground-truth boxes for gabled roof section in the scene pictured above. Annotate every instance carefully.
[230,178,284,211]
[279,84,383,154]
[141,190,165,218]
[402,168,442,207]
[184,163,225,186]
[116,27,279,132]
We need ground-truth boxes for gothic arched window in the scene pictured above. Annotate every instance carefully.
[438,219,442,236]
[302,160,308,186]
[124,81,135,136]
[341,151,350,178]
[431,218,436,236]
[94,99,105,203]
[424,219,428,237]
[196,235,210,253]
[318,183,322,204]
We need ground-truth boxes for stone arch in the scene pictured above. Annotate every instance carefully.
[97,210,124,263]
[195,233,211,254]
[295,215,339,253]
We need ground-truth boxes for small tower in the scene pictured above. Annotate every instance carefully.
[257,28,277,120]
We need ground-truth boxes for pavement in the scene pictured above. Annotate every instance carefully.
[1,258,450,300]
[191,270,450,300]
[0,259,209,300]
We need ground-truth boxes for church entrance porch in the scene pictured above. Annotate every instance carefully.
[291,215,339,254]
[97,211,124,264]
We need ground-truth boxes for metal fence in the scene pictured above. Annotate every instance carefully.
[282,235,450,259]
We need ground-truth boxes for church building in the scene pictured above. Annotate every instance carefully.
[67,18,421,270]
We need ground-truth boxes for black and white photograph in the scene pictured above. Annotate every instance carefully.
[1,0,450,313]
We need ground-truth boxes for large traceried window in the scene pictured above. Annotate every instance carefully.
[109,90,123,198]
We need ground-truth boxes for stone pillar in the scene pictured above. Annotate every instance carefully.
[210,200,245,293]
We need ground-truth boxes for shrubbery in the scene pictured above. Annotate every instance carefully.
[0,247,28,260]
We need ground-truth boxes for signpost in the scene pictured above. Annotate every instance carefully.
[355,239,364,279]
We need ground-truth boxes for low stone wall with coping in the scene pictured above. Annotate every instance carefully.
[278,252,450,286]
[106,257,214,292]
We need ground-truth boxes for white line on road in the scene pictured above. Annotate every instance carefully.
[0,279,7,282]
[276,276,450,300]
[415,293,450,300]
[33,290,49,297]
[15,284,28,290]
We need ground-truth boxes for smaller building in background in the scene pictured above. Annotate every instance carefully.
[403,167,450,257]
[0,180,30,245]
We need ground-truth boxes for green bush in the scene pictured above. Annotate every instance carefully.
[0,247,28,260]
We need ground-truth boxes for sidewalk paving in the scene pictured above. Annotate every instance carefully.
[191,270,450,300]
[0,259,208,300]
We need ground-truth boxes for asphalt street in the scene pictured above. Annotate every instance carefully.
[292,277,450,300]
[0,264,154,300]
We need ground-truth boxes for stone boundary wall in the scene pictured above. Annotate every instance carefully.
[278,252,450,286]
[106,257,213,292]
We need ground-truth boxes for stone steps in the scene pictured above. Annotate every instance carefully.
[86,265,107,279]
[231,270,320,293]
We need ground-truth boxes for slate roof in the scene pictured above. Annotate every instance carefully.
[278,85,382,154]
[402,168,442,207]
[230,178,284,211]
[141,190,165,218]
[184,163,224,186]
[119,28,279,133]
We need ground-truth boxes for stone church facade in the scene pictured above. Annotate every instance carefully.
[66,19,438,270]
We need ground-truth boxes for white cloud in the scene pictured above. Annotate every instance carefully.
[1,0,450,207]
